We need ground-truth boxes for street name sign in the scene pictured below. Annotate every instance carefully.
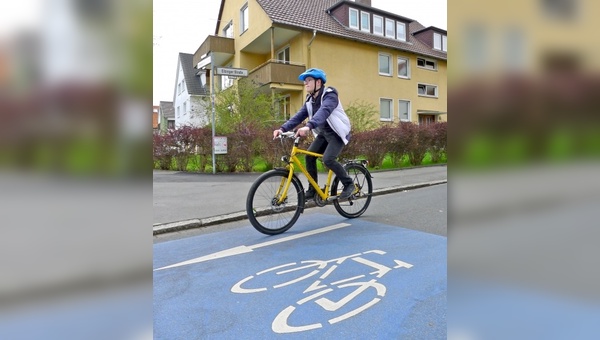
[215,67,248,77]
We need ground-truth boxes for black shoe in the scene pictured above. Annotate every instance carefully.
[338,184,355,200]
[305,189,316,201]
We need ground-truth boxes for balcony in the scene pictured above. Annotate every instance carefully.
[193,36,235,67]
[248,60,305,91]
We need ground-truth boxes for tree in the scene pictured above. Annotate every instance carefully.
[345,100,382,133]
[213,79,280,134]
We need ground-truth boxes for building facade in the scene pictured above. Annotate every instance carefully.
[158,101,175,133]
[173,53,210,128]
[193,0,446,125]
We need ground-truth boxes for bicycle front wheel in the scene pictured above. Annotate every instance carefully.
[332,164,372,218]
[246,170,303,235]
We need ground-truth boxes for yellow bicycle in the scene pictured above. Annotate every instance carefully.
[246,131,373,235]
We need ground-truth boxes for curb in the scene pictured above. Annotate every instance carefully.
[153,179,447,235]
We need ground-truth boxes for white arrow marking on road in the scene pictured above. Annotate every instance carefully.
[154,223,351,271]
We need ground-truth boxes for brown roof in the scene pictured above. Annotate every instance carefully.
[254,0,447,60]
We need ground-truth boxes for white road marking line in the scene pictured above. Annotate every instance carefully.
[154,223,351,271]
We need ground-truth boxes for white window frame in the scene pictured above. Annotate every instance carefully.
[349,8,359,29]
[360,11,370,32]
[418,83,438,98]
[277,46,290,64]
[397,56,410,78]
[398,100,411,122]
[385,18,395,38]
[417,57,437,70]
[240,3,249,34]
[434,32,447,52]
[221,64,234,90]
[373,15,383,36]
[183,101,187,115]
[434,33,441,50]
[379,98,393,122]
[396,22,406,41]
[223,21,233,38]
[378,53,392,76]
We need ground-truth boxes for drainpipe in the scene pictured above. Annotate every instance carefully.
[307,29,317,68]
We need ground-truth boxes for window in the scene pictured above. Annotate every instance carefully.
[223,21,233,38]
[380,98,393,121]
[167,120,175,129]
[360,11,370,32]
[222,64,234,90]
[434,32,447,52]
[397,56,409,78]
[378,53,391,75]
[373,15,383,36]
[417,57,437,70]
[349,8,359,29]
[396,22,406,41]
[183,101,187,115]
[277,96,291,120]
[222,75,234,90]
[418,83,438,97]
[385,18,395,38]
[277,46,290,64]
[177,106,180,118]
[542,0,578,20]
[399,100,410,121]
[240,3,249,33]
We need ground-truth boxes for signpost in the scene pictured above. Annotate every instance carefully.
[210,62,248,173]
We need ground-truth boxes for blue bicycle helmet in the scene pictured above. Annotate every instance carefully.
[298,68,327,83]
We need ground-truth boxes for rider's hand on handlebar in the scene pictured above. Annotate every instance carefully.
[295,126,310,138]
[273,129,283,139]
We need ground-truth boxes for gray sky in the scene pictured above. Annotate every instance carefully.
[153,0,447,105]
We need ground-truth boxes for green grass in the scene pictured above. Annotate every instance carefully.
[154,151,447,172]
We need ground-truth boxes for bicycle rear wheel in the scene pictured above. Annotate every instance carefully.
[246,170,303,235]
[332,164,372,218]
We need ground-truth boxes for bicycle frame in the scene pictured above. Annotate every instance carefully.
[276,133,334,204]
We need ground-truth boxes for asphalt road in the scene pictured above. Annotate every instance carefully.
[154,183,447,242]
[153,184,447,338]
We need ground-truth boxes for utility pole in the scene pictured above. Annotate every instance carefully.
[211,52,216,174]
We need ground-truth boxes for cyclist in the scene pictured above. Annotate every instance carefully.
[273,68,354,200]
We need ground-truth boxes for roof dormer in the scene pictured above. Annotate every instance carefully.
[413,26,447,53]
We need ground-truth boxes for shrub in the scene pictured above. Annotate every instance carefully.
[345,100,382,133]
[152,132,177,170]
[429,122,447,163]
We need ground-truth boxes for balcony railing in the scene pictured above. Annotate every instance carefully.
[193,36,235,67]
[248,60,305,87]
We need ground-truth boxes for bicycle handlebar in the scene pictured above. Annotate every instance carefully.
[279,131,296,138]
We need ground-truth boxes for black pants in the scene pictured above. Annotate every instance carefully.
[306,129,353,190]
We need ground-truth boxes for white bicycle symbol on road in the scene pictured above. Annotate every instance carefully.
[231,250,413,333]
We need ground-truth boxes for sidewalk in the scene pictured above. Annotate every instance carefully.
[153,165,447,234]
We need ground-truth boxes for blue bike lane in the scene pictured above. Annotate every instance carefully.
[153,213,446,339]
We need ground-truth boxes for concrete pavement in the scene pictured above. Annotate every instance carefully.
[153,165,447,234]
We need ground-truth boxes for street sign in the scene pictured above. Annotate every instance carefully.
[214,136,227,154]
[215,67,248,77]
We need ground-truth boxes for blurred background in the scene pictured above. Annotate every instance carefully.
[449,0,600,338]
[0,0,152,339]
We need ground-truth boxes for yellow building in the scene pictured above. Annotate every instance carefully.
[194,0,447,125]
